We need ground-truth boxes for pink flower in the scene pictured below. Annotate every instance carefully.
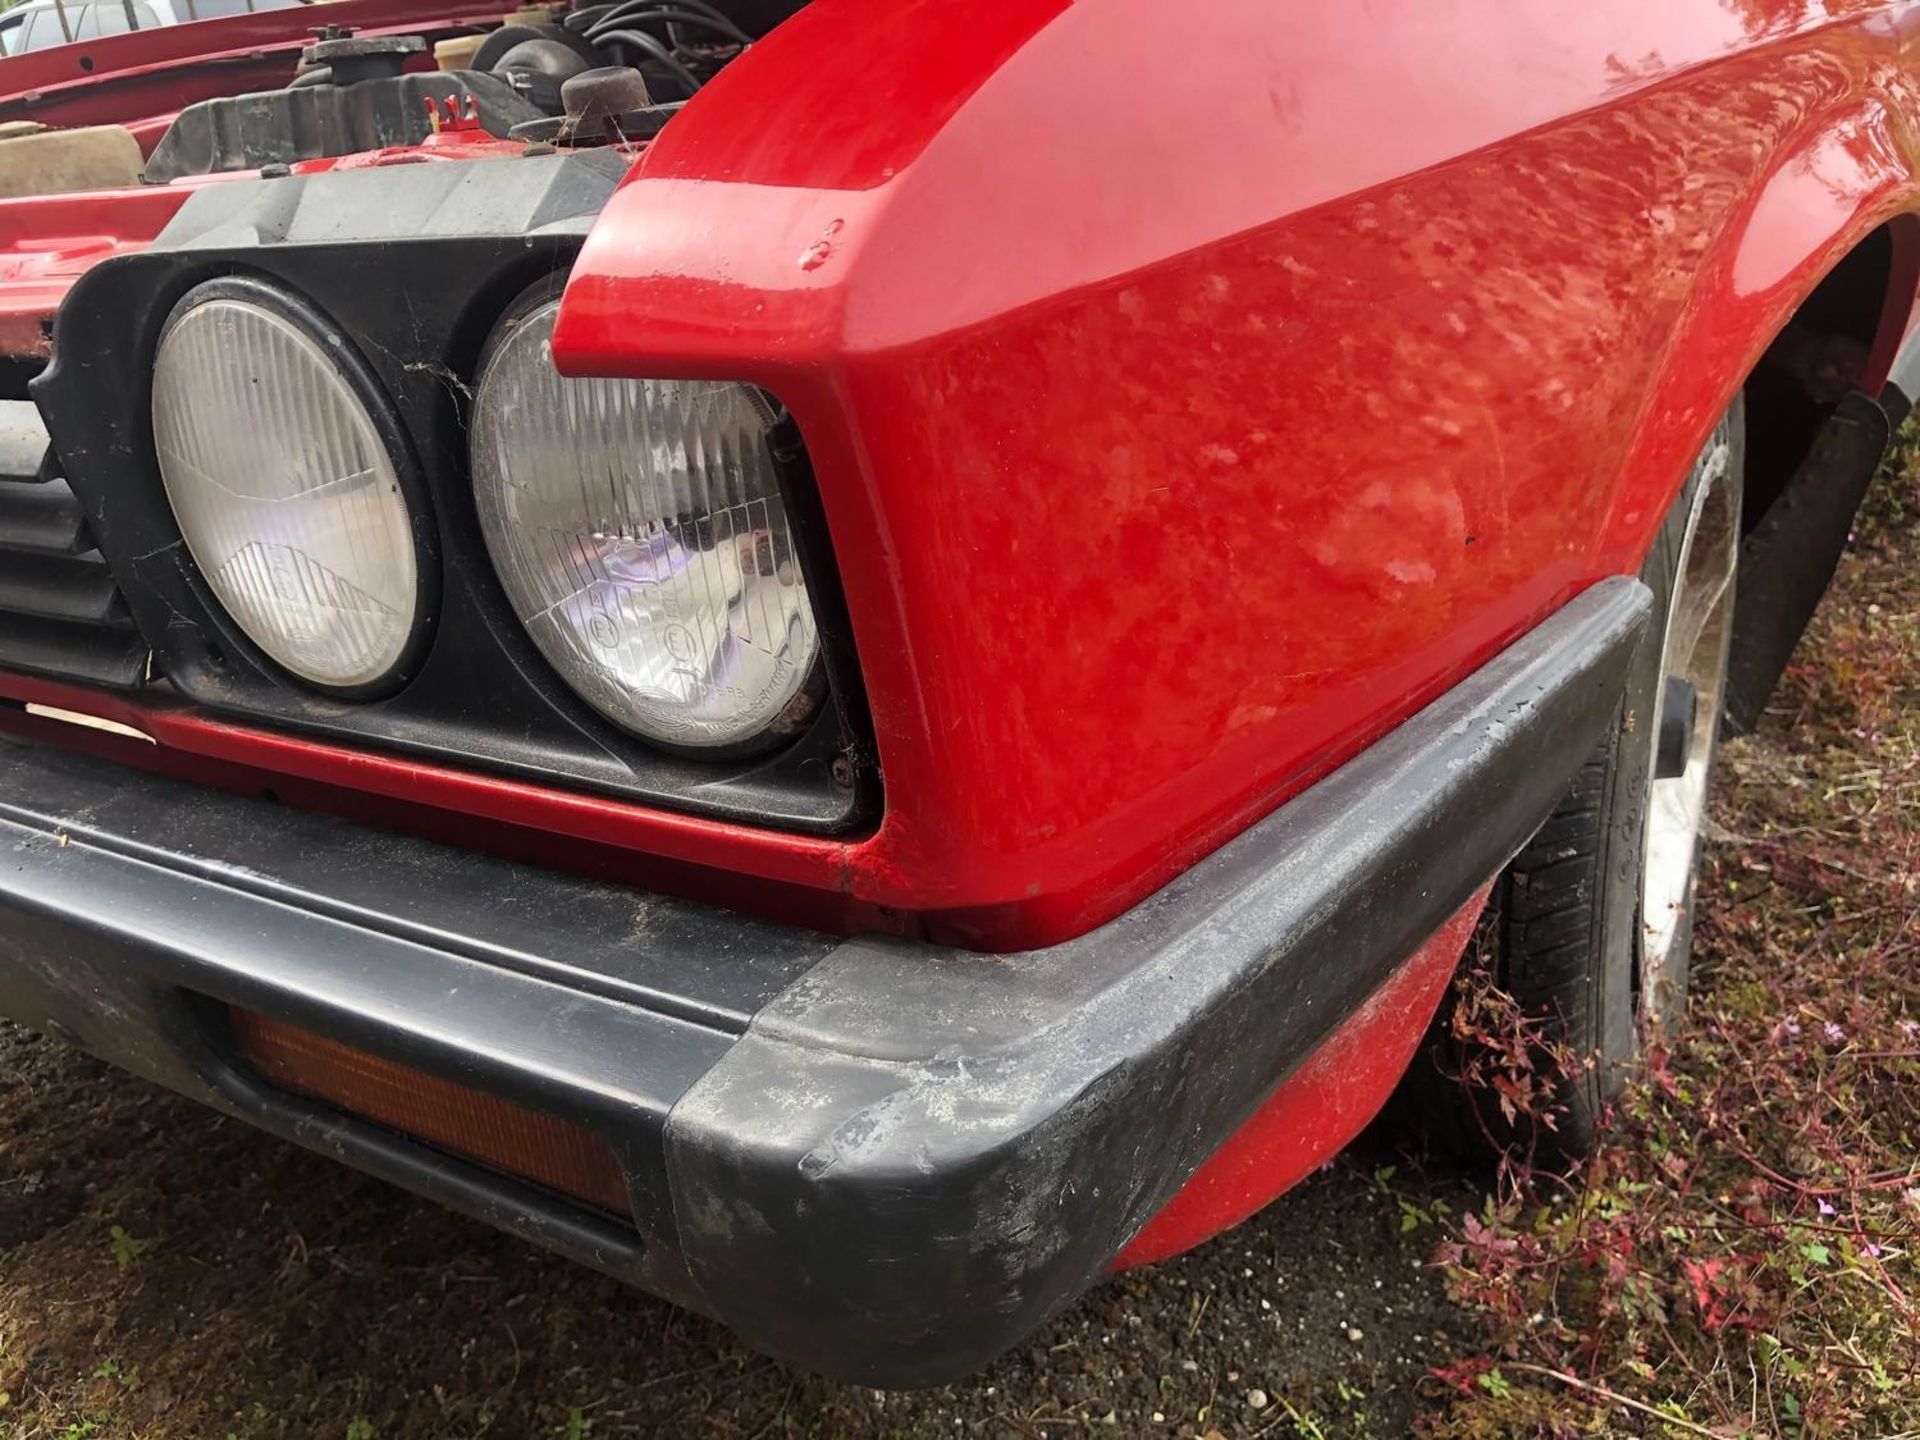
[1817,1199,1836,1217]
[1823,1022,1846,1045]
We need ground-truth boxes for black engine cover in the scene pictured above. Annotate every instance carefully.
[144,70,543,183]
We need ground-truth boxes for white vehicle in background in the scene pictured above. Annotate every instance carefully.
[0,0,305,55]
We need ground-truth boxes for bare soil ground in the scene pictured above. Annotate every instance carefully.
[0,456,1913,1440]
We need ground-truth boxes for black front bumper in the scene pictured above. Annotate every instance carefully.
[0,578,1650,1387]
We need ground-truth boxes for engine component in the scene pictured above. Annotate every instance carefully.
[472,23,603,112]
[506,65,680,146]
[432,34,488,71]
[715,0,806,34]
[509,100,681,147]
[471,20,594,72]
[0,121,142,200]
[561,64,652,126]
[549,64,668,143]
[301,32,426,86]
[144,65,543,182]
[565,0,753,100]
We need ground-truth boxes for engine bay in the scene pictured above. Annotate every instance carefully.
[1,0,804,192]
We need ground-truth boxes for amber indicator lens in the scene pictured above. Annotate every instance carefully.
[229,1009,631,1217]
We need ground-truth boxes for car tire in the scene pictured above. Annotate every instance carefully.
[1422,396,1744,1157]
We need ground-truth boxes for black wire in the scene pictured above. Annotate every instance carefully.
[592,28,704,92]
[585,5,749,44]
[635,9,751,43]
[575,0,742,35]
[627,0,738,27]
[563,3,616,29]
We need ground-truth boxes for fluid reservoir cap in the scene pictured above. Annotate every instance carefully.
[561,66,653,135]
[433,33,489,71]
[302,33,427,85]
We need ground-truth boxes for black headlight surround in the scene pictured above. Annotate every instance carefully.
[31,154,876,837]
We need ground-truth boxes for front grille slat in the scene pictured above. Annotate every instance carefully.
[0,616,149,688]
[0,550,131,627]
[0,400,150,690]
[0,476,91,555]
[1,399,53,484]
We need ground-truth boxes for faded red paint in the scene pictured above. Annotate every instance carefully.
[1115,887,1492,1269]
[0,186,188,355]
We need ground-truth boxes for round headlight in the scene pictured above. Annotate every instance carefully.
[471,292,821,751]
[152,279,429,694]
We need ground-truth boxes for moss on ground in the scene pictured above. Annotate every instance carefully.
[1419,444,1919,1439]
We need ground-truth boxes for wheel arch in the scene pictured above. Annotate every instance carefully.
[1600,101,1920,724]
[1738,214,1919,534]
[1602,108,1919,563]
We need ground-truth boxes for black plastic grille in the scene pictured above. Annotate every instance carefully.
[0,401,149,689]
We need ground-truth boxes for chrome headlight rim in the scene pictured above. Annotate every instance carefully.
[469,274,829,761]
[152,274,441,702]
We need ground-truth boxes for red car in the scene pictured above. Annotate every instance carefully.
[0,0,1908,1386]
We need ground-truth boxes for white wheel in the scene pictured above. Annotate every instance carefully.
[1639,415,1741,1030]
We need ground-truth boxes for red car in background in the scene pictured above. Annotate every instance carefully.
[0,0,1910,1385]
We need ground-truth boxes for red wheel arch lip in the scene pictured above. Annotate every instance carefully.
[1112,884,1491,1271]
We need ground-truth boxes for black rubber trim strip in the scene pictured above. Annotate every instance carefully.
[663,576,1654,1385]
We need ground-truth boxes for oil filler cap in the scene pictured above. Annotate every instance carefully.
[301,32,427,86]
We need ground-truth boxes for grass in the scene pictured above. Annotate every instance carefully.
[1416,440,1919,1438]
